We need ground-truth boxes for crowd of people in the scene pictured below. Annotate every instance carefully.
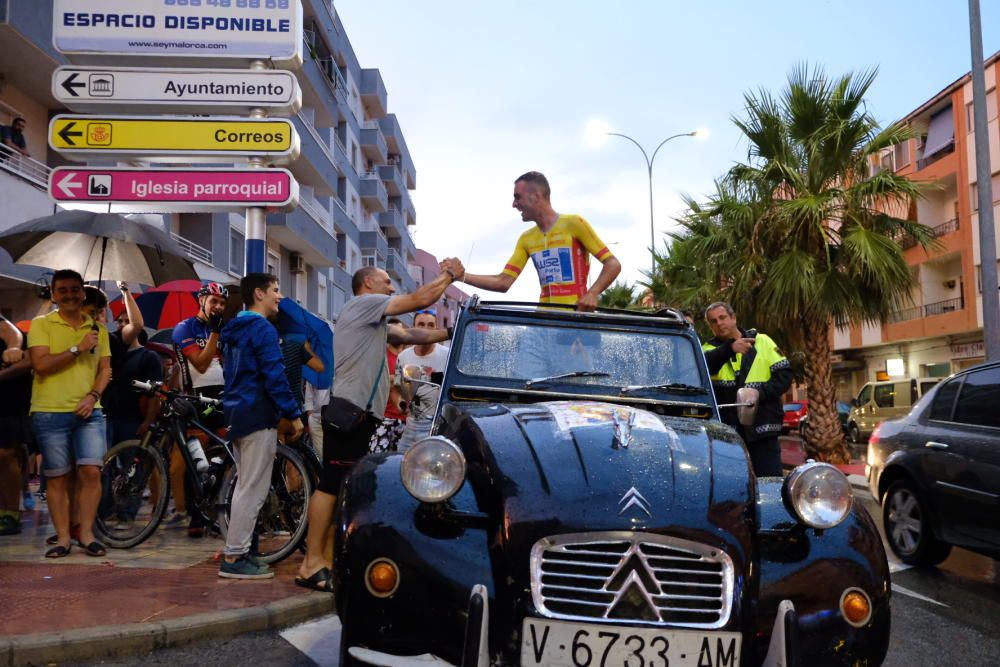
[0,169,788,588]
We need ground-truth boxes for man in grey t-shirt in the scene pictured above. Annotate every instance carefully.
[295,261,463,591]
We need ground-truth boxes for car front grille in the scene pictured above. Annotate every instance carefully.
[529,532,734,629]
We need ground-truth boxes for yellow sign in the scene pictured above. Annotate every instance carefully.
[49,115,298,161]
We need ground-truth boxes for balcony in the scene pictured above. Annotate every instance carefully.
[360,174,388,212]
[360,125,388,165]
[266,207,337,267]
[289,114,339,196]
[385,248,404,280]
[333,197,359,245]
[170,233,213,265]
[379,163,405,196]
[379,206,407,239]
[360,230,388,258]
[897,217,960,250]
[401,188,416,226]
[360,69,388,118]
[924,296,964,317]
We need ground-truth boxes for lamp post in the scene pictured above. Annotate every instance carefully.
[608,130,699,276]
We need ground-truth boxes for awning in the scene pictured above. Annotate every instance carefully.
[922,106,955,159]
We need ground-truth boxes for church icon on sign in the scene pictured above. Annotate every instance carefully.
[89,74,114,97]
[88,175,111,197]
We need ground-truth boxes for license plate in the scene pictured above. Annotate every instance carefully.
[521,618,741,667]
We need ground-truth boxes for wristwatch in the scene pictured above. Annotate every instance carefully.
[69,345,81,357]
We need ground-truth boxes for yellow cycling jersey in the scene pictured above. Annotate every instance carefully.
[502,214,614,305]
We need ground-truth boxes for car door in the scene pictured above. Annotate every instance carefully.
[854,384,873,433]
[923,367,1000,548]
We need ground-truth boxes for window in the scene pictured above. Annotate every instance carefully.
[362,252,377,267]
[229,228,245,274]
[857,385,872,406]
[267,250,280,276]
[929,377,961,421]
[873,384,895,408]
[893,141,910,168]
[880,152,894,172]
[953,367,1000,428]
[965,89,998,132]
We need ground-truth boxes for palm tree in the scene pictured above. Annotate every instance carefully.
[658,65,935,462]
[598,280,637,309]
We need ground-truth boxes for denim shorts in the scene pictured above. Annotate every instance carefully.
[32,410,107,476]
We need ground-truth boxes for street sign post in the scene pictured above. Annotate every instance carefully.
[52,0,303,69]
[48,115,300,162]
[52,66,301,115]
[49,167,299,213]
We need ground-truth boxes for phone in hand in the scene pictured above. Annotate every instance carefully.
[744,328,758,338]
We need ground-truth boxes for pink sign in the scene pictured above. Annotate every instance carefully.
[49,167,298,212]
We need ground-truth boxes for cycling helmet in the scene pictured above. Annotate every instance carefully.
[197,282,229,299]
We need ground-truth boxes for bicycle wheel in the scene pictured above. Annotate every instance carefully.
[218,443,312,564]
[95,439,170,549]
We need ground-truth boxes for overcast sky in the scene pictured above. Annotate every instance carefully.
[336,0,1000,302]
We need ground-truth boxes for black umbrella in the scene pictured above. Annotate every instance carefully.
[0,210,198,285]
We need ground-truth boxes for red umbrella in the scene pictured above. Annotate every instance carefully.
[110,282,205,329]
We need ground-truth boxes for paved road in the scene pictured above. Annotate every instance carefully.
[68,489,1000,666]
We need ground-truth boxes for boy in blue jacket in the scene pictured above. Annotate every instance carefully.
[219,272,303,579]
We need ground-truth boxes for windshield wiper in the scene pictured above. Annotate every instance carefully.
[525,371,611,388]
[620,382,709,396]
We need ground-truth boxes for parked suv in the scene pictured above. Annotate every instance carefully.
[847,377,941,443]
[867,361,1000,566]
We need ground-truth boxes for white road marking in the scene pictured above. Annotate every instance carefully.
[889,562,912,574]
[281,613,342,667]
[892,583,949,607]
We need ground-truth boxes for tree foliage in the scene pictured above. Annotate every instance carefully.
[653,65,936,462]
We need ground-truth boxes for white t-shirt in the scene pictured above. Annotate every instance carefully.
[397,344,450,420]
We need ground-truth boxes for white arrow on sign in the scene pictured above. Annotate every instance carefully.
[56,172,83,198]
[52,67,302,116]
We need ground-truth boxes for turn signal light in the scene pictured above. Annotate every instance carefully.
[840,588,872,627]
[366,559,399,597]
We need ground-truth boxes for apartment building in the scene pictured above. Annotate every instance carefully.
[0,0,421,323]
[831,51,1000,400]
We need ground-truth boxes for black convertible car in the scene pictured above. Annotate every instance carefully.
[333,301,891,666]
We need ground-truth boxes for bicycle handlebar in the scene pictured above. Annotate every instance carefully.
[130,379,221,406]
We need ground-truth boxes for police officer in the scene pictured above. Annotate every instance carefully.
[702,302,791,476]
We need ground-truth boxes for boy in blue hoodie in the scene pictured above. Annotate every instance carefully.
[219,273,303,579]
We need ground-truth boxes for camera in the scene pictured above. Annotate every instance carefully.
[744,328,758,338]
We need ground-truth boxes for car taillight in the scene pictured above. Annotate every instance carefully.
[869,422,883,446]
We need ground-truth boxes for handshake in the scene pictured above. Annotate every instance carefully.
[439,258,465,282]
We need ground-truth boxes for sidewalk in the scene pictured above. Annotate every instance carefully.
[0,485,333,666]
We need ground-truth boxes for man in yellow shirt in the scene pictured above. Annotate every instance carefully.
[460,171,621,311]
[29,269,112,558]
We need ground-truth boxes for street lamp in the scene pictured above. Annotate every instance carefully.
[607,129,702,276]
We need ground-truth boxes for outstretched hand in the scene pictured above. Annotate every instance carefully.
[439,257,465,281]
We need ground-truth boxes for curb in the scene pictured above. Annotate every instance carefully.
[2,592,335,667]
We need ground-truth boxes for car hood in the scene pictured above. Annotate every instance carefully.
[448,401,755,557]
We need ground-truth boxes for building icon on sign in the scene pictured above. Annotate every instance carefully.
[88,74,114,97]
[88,175,111,197]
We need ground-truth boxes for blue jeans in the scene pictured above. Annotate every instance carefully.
[32,410,107,477]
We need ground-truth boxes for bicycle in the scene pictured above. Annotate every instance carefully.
[96,380,313,564]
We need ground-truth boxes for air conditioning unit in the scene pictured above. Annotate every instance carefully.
[289,252,305,274]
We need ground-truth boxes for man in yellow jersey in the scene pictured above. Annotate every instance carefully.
[460,171,621,311]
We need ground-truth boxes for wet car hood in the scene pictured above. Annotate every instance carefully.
[451,401,755,554]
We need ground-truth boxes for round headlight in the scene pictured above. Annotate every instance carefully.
[400,436,466,503]
[782,462,853,529]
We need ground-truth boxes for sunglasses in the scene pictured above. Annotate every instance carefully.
[415,308,437,316]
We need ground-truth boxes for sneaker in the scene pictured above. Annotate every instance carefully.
[219,555,273,580]
[0,516,21,536]
[23,492,35,511]
[163,512,185,528]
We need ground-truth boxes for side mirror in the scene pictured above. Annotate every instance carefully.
[851,398,859,408]
[736,387,759,426]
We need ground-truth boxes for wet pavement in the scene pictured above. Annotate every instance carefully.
[0,479,316,641]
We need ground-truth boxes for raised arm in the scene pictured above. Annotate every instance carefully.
[384,258,464,316]
[118,283,145,346]
[460,272,516,293]
[387,323,450,347]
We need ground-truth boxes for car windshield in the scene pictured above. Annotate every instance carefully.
[455,320,703,391]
